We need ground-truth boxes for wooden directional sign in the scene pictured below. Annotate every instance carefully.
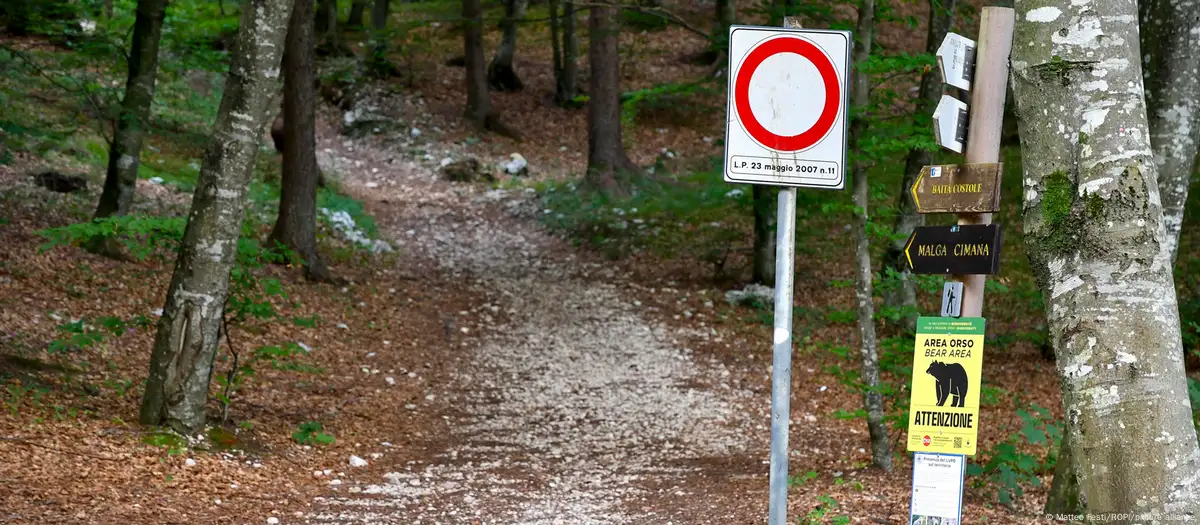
[933,95,968,153]
[904,224,1003,275]
[937,33,976,91]
[911,163,1002,214]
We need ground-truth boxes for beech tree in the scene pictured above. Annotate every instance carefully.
[584,3,641,194]
[91,0,168,248]
[880,0,956,329]
[270,0,331,281]
[1140,0,1200,262]
[139,0,292,434]
[847,0,889,471]
[488,0,527,91]
[463,0,494,126]
[1012,0,1200,516]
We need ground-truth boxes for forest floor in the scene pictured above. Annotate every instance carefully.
[8,0,1190,522]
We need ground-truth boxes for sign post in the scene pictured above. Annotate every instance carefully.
[724,16,851,525]
[906,7,1014,525]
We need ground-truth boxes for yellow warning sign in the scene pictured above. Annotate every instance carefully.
[907,316,985,456]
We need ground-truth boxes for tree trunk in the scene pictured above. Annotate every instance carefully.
[463,0,493,125]
[138,0,292,435]
[716,0,735,30]
[488,0,527,91]
[366,0,393,75]
[552,0,580,106]
[1140,0,1200,263]
[1045,429,1082,514]
[849,0,890,472]
[271,0,330,281]
[585,4,640,194]
[1012,0,1200,517]
[751,185,775,284]
[347,0,366,27]
[104,0,114,19]
[93,0,169,222]
[315,0,350,56]
[880,0,956,331]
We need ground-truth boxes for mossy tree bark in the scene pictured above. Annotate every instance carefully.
[849,0,890,471]
[1012,0,1200,517]
[271,0,331,281]
[880,0,957,331]
[138,0,292,435]
[93,0,169,224]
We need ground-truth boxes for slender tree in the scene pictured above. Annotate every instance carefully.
[1012,0,1200,516]
[1140,0,1200,263]
[585,3,641,194]
[463,0,493,125]
[880,0,956,330]
[315,0,350,56]
[366,0,393,75]
[347,0,366,28]
[91,0,169,252]
[548,0,580,106]
[488,0,527,91]
[270,0,331,281]
[848,0,889,471]
[139,0,292,434]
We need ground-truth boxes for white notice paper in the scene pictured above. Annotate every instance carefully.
[910,453,964,525]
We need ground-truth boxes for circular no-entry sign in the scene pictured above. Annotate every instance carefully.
[733,36,841,152]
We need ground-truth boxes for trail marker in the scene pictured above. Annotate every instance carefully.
[724,25,851,189]
[933,95,968,153]
[941,282,964,318]
[911,163,1003,214]
[907,316,986,456]
[903,224,1004,275]
[937,33,977,91]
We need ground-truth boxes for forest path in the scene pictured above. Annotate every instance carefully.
[301,108,767,524]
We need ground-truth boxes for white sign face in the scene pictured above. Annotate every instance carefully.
[910,452,965,525]
[937,32,976,91]
[940,281,964,318]
[933,95,968,153]
[723,25,852,190]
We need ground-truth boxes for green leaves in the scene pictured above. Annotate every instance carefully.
[293,421,336,446]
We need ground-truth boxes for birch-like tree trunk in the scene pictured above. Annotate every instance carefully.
[1140,0,1200,263]
[1012,0,1200,516]
[138,0,291,435]
[849,0,890,471]
[880,0,956,330]
[488,0,527,92]
[585,4,640,194]
[271,0,331,281]
[93,0,168,223]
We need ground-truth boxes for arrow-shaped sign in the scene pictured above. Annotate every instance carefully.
[933,95,968,153]
[911,163,1003,214]
[937,33,976,91]
[904,224,1003,275]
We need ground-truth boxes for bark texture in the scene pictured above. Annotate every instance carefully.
[584,4,640,193]
[315,0,350,56]
[347,0,366,27]
[848,0,890,472]
[549,0,579,106]
[94,0,169,220]
[488,0,527,92]
[880,0,956,330]
[463,0,493,125]
[1140,0,1200,262]
[751,185,775,284]
[138,0,291,435]
[271,0,330,281]
[1012,0,1200,517]
[1045,430,1082,514]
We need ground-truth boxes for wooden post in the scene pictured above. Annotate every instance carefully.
[953,7,1014,318]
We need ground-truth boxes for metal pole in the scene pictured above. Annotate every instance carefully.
[767,186,797,525]
[953,7,1014,317]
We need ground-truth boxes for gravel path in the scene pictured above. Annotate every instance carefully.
[304,103,763,524]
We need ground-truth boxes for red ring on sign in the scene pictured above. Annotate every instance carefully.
[734,36,840,152]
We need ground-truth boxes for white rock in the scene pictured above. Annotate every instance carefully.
[385,377,396,386]
[329,479,342,486]
[337,323,349,330]
[185,458,196,467]
[349,455,368,468]
[365,182,379,188]
[267,518,280,525]
[313,470,323,477]
[405,404,417,410]
[410,128,421,137]
[151,308,164,317]
[149,177,165,184]
[504,153,528,175]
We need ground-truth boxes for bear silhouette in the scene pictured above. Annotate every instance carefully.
[926,361,968,407]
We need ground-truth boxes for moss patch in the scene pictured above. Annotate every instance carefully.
[1036,170,1079,255]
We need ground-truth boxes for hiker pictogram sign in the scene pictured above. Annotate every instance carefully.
[907,316,986,456]
[723,26,851,189]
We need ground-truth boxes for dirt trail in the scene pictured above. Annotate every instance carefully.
[301,105,767,524]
